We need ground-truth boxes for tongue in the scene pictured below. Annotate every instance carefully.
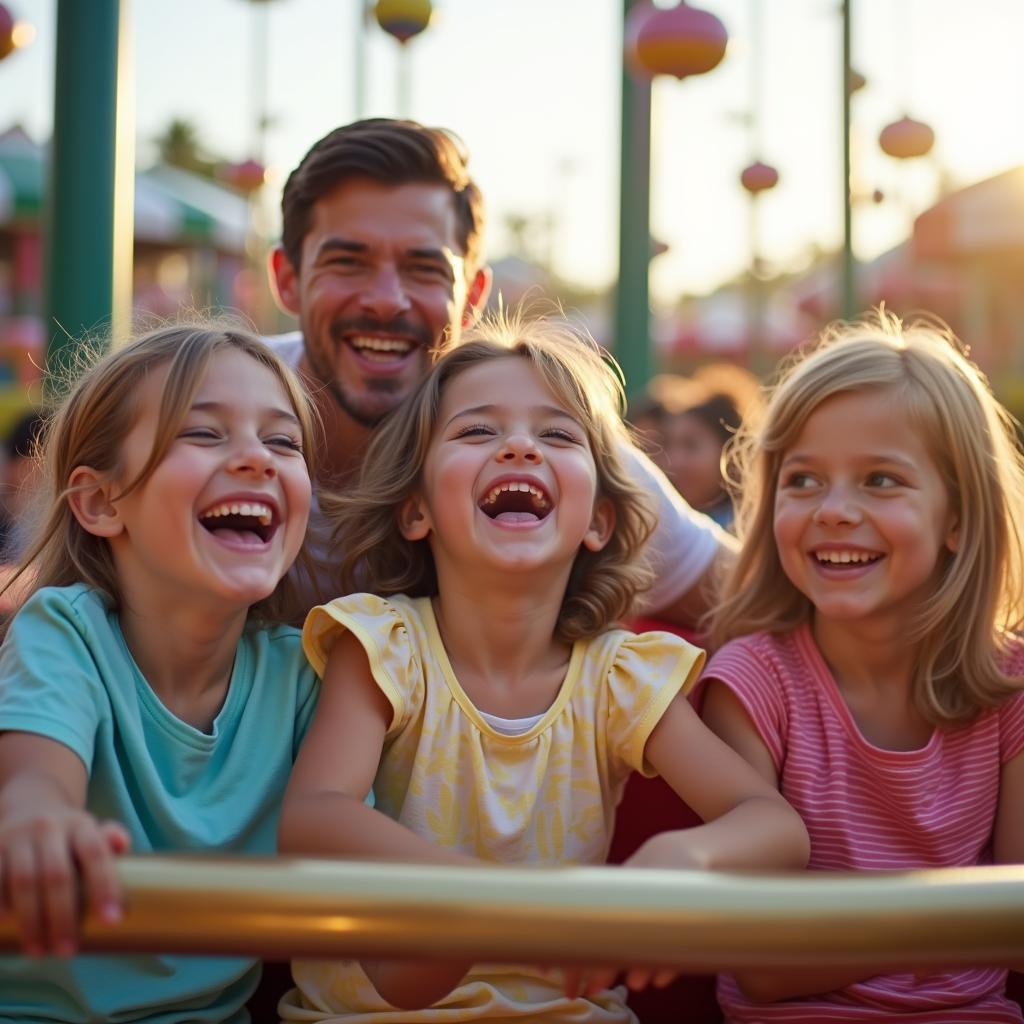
[211,526,265,547]
[494,511,540,524]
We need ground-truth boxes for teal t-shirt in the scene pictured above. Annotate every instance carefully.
[0,584,321,1024]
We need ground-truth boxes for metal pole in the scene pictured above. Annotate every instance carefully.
[614,0,653,403]
[45,0,134,371]
[840,0,857,319]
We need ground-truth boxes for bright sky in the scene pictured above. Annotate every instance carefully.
[3,0,1024,304]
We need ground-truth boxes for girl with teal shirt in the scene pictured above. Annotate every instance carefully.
[0,324,321,1023]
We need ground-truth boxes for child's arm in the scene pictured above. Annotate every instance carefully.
[626,687,809,873]
[993,744,1024,973]
[701,682,885,1001]
[0,732,129,956]
[279,630,477,1008]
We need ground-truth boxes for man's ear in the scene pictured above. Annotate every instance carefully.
[67,466,123,538]
[270,246,301,317]
[398,494,432,542]
[582,497,615,553]
[462,266,492,327]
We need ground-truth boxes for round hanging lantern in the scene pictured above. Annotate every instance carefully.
[879,116,934,159]
[628,1,728,80]
[740,161,779,195]
[223,158,266,193]
[0,4,16,60]
[374,0,433,44]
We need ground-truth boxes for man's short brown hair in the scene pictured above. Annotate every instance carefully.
[280,118,485,280]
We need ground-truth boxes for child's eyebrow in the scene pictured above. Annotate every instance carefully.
[189,401,301,426]
[444,404,580,429]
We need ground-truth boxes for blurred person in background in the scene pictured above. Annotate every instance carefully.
[0,410,44,563]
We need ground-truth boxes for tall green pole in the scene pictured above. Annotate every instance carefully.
[840,0,857,319]
[45,0,134,374]
[615,0,653,403]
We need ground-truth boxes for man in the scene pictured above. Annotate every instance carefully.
[268,118,734,626]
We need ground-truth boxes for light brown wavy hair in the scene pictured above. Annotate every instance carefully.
[5,322,319,626]
[710,311,1024,725]
[323,313,655,642]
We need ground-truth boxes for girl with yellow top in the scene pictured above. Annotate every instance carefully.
[278,313,809,1023]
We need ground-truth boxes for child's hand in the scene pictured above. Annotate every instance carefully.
[0,805,130,956]
[561,965,680,999]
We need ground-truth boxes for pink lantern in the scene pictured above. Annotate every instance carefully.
[879,116,935,159]
[740,161,779,195]
[223,158,266,193]
[0,4,15,60]
[374,0,433,45]
[628,1,728,80]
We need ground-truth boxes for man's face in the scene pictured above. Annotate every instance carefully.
[274,178,482,428]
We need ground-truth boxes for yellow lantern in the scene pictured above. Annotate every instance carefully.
[374,0,433,45]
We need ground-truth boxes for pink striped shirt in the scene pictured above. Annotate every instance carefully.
[697,625,1024,1023]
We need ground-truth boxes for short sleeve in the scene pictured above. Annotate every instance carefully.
[605,630,705,775]
[697,637,788,771]
[0,587,109,771]
[997,638,1024,764]
[302,593,421,734]
[617,439,731,612]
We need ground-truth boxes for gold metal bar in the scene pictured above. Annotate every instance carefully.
[2,856,1023,969]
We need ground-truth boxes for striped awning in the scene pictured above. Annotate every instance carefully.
[0,126,249,252]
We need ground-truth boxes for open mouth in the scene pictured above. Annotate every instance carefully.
[478,481,553,524]
[198,500,278,545]
[346,335,418,364]
[813,550,883,568]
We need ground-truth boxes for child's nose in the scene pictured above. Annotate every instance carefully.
[229,440,277,477]
[813,486,859,525]
[497,434,541,463]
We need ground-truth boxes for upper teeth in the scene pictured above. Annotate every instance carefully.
[481,481,550,508]
[816,551,877,564]
[201,502,273,526]
[350,336,413,353]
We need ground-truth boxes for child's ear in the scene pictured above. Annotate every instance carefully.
[945,516,960,554]
[67,466,123,538]
[398,494,432,541]
[582,497,615,553]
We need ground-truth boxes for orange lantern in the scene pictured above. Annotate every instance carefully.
[0,4,16,60]
[740,161,779,195]
[628,1,728,80]
[374,0,433,44]
[879,116,934,159]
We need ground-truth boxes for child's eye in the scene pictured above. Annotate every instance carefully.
[781,472,816,489]
[453,423,495,439]
[540,427,581,444]
[866,471,899,488]
[265,435,304,453]
[179,428,220,442]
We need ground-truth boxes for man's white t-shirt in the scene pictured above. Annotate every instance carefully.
[267,332,728,614]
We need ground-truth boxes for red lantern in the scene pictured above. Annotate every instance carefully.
[628,1,728,80]
[0,4,16,60]
[879,116,935,159]
[223,158,266,193]
[740,161,779,195]
[374,0,433,45]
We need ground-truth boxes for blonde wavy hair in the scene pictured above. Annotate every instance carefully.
[323,312,655,641]
[7,321,319,626]
[710,311,1024,725]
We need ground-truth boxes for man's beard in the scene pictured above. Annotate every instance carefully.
[306,315,436,428]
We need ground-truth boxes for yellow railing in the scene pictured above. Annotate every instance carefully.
[2,857,1023,969]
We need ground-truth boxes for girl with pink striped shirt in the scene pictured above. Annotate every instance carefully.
[698,313,1024,1023]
